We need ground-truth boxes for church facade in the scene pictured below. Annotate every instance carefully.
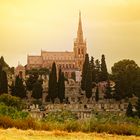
[27,12,87,78]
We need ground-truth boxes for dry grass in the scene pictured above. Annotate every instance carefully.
[0,128,140,140]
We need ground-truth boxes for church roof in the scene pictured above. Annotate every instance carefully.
[41,50,73,55]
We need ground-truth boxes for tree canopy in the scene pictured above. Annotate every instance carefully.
[14,76,26,98]
[32,80,43,99]
[111,59,140,99]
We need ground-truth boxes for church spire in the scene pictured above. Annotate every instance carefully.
[77,11,83,42]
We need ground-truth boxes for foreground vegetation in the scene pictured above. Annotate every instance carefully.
[0,113,140,136]
[0,128,140,140]
[0,94,140,136]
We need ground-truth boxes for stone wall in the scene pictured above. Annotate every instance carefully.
[29,102,128,120]
[44,103,128,112]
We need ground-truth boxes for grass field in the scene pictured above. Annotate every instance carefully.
[0,128,140,140]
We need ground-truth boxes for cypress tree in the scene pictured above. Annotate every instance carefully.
[58,68,65,103]
[59,72,65,103]
[85,62,92,99]
[113,81,122,100]
[126,102,133,117]
[14,76,26,98]
[0,56,5,66]
[0,56,9,68]
[90,56,96,83]
[32,80,42,99]
[48,62,58,103]
[95,86,99,102]
[81,54,89,90]
[58,68,62,102]
[0,64,8,94]
[1,71,8,93]
[101,54,108,81]
[135,97,140,118]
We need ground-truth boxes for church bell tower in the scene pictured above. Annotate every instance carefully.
[74,12,87,70]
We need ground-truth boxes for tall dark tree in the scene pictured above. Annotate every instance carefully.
[135,97,140,118]
[112,59,139,99]
[48,62,58,103]
[101,54,108,81]
[58,69,65,103]
[26,74,36,91]
[1,71,8,93]
[61,72,65,101]
[32,80,43,99]
[133,68,140,97]
[0,64,8,94]
[58,68,62,101]
[85,63,92,99]
[113,81,122,101]
[90,56,96,82]
[0,56,5,66]
[0,64,3,94]
[81,54,89,90]
[0,56,9,69]
[95,86,99,102]
[14,76,26,98]
[126,102,133,117]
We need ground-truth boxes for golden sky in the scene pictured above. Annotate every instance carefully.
[0,0,140,70]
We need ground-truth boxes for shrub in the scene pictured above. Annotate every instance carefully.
[0,116,14,128]
[64,121,80,132]
[0,103,29,119]
[43,110,77,123]
[0,94,25,110]
[12,118,38,130]
[0,110,140,136]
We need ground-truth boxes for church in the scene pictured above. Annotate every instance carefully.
[27,12,87,78]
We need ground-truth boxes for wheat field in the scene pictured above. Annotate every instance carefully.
[0,128,140,140]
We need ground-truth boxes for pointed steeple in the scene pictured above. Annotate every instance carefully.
[77,11,83,42]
